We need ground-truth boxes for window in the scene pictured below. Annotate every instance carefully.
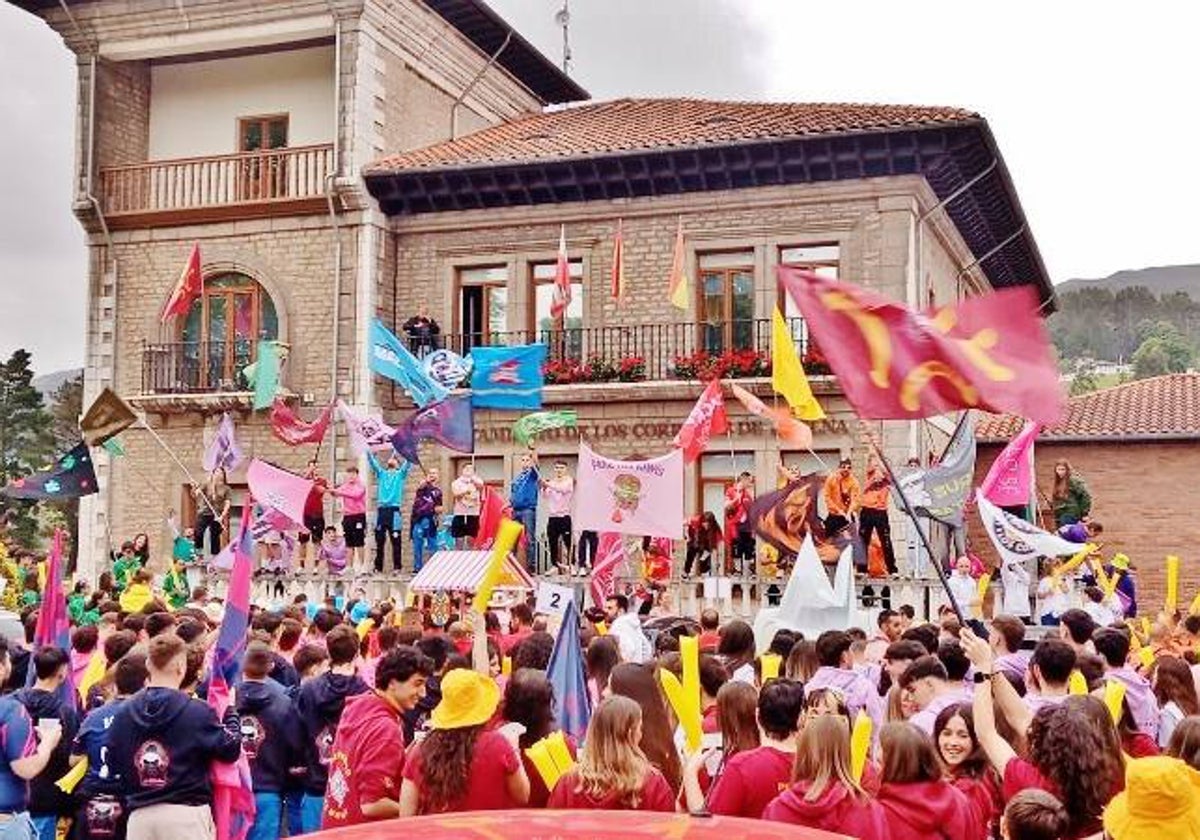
[451,457,506,493]
[531,260,584,360]
[458,266,509,351]
[180,483,248,534]
[699,251,754,353]
[237,115,289,200]
[698,452,756,523]
[179,272,279,391]
[781,450,842,478]
[779,244,839,350]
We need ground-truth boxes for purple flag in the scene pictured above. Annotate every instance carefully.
[29,530,76,706]
[204,413,245,472]
[391,393,474,464]
[212,509,253,685]
[546,599,591,743]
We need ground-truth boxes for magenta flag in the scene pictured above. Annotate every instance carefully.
[246,460,313,529]
[979,420,1041,507]
[575,442,684,539]
[589,532,628,608]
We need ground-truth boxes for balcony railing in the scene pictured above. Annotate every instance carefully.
[142,340,257,395]
[98,144,334,225]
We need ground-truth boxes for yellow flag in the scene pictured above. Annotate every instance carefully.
[1104,679,1127,724]
[77,651,107,703]
[771,308,825,421]
[1166,556,1180,613]
[850,712,872,783]
[471,519,522,614]
[760,654,782,682]
[1068,670,1088,695]
[667,219,690,310]
[57,758,88,794]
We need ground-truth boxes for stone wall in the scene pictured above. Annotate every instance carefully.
[94,59,150,171]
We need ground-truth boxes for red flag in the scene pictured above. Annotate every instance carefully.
[473,486,508,549]
[672,379,728,463]
[610,219,627,303]
[589,532,627,609]
[728,382,813,448]
[551,224,572,319]
[268,399,334,446]
[778,267,1064,424]
[160,244,203,323]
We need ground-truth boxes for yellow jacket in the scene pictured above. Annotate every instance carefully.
[119,583,153,614]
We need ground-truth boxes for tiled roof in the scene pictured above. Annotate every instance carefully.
[976,373,1200,441]
[366,97,979,173]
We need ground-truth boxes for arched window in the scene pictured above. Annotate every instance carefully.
[180,273,279,391]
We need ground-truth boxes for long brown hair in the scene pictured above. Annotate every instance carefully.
[1051,459,1071,502]
[792,715,866,802]
[1028,696,1123,837]
[415,724,484,813]
[574,696,654,807]
[609,662,682,790]
[1167,716,1200,769]
[1153,656,1200,716]
[786,639,819,682]
[716,681,760,758]
[933,704,992,781]
[879,722,942,784]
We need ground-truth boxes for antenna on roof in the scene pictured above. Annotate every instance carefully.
[554,0,572,75]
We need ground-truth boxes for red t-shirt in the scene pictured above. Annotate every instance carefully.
[698,631,721,653]
[322,692,406,829]
[1124,732,1160,758]
[403,729,521,813]
[500,629,532,656]
[1003,758,1118,840]
[547,767,675,811]
[707,746,794,819]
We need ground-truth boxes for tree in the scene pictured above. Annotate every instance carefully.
[1131,322,1195,380]
[0,350,55,546]
[1069,368,1102,396]
[45,373,83,567]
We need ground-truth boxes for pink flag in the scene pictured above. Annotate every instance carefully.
[203,413,245,472]
[208,675,256,840]
[672,379,729,463]
[246,460,313,528]
[589,532,628,608]
[979,420,1041,507]
[575,442,684,539]
[551,224,572,319]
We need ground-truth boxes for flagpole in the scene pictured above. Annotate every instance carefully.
[137,415,219,518]
[866,436,967,625]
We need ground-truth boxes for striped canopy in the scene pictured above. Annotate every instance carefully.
[409,550,534,593]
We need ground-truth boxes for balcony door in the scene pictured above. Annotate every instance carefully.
[180,273,279,391]
[699,252,754,354]
[237,115,289,201]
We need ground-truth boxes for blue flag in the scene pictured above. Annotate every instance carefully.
[469,344,547,410]
[546,599,591,743]
[369,318,448,408]
[212,509,255,686]
[391,394,474,465]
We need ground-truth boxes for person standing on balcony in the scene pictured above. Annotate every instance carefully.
[859,455,898,576]
[450,463,485,550]
[401,311,441,359]
[331,466,368,575]
[509,448,541,574]
[410,469,443,574]
[541,460,575,575]
[723,472,755,576]
[367,453,410,574]
[192,468,230,561]
[300,459,329,575]
[822,458,860,537]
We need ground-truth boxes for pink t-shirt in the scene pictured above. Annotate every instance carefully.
[333,479,367,516]
[541,478,574,517]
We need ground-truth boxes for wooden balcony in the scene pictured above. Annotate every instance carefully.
[97,144,334,229]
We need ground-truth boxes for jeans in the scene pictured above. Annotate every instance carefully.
[513,508,537,573]
[299,794,325,835]
[27,816,52,840]
[374,506,402,572]
[0,814,35,840]
[411,516,437,572]
[285,791,304,837]
[248,792,282,840]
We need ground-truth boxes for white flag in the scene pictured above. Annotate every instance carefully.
[976,491,1080,566]
[336,400,396,458]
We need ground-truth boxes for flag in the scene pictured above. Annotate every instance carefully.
[778,267,1064,424]
[980,420,1041,508]
[212,512,254,685]
[469,344,547,410]
[551,225,572,319]
[750,473,862,564]
[268,399,334,446]
[246,460,314,528]
[610,219,627,302]
[901,413,977,525]
[757,538,863,648]
[335,400,397,457]
[672,380,728,463]
[160,244,202,323]
[667,218,689,310]
[588,532,627,608]
[546,599,591,743]
[771,307,825,421]
[208,672,256,840]
[390,394,474,465]
[976,491,1083,567]
[251,340,282,411]
[101,437,125,457]
[2,443,97,500]
[575,442,684,539]
[203,413,245,473]
[513,410,577,446]
[30,530,75,705]
[368,318,448,408]
[473,486,508,549]
[79,388,137,447]
[728,381,812,447]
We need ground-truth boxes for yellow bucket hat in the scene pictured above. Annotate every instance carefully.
[430,669,500,730]
[1111,553,1132,571]
[1103,757,1200,840]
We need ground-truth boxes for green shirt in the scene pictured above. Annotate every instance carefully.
[112,555,142,590]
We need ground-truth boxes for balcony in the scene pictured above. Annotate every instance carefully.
[97,144,334,229]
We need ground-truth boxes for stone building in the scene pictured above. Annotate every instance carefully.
[17,0,1053,579]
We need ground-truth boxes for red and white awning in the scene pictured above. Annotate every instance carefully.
[408,550,534,593]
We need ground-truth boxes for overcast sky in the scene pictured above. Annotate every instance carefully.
[2,0,1197,374]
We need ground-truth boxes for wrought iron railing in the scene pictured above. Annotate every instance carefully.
[141,340,257,394]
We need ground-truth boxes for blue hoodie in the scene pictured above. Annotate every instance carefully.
[293,672,369,795]
[237,679,305,794]
[510,466,540,511]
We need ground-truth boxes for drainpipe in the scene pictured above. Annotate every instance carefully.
[450,31,511,139]
[325,15,343,484]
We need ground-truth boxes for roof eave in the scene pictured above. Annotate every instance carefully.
[978,432,1200,444]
